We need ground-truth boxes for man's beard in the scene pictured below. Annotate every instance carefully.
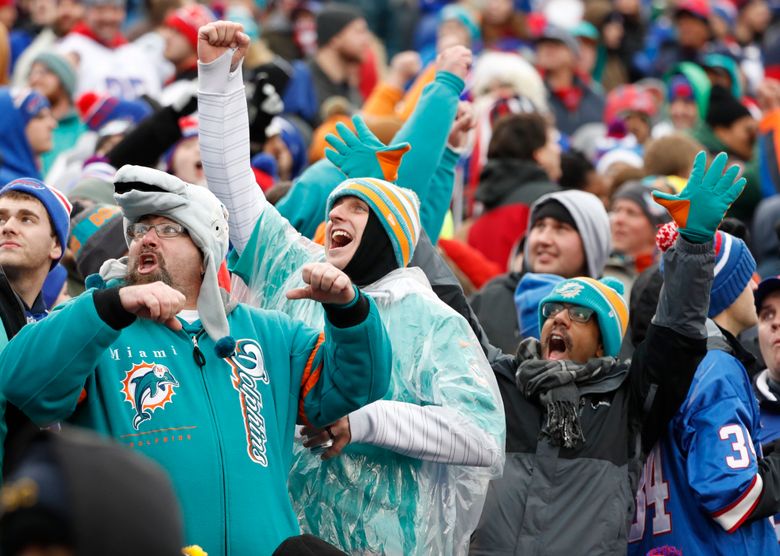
[126,253,174,287]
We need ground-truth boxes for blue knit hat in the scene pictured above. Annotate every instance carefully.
[42,264,68,309]
[656,225,756,318]
[76,91,152,132]
[11,88,51,127]
[0,177,72,268]
[325,178,421,269]
[515,273,564,340]
[709,230,756,318]
[539,276,629,357]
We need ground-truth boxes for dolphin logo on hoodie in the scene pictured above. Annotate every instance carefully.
[121,363,179,430]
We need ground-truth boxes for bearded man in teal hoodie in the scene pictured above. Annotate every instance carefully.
[0,165,392,556]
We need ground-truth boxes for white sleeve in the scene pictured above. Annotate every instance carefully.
[348,400,501,468]
[198,50,265,255]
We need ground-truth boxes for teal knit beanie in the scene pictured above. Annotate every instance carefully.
[539,276,629,357]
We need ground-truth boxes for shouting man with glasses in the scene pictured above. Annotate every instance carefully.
[0,165,393,555]
[470,151,750,555]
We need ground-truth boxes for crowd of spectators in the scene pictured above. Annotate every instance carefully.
[2,0,780,555]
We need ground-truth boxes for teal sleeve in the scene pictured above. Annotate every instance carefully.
[394,71,464,206]
[295,296,391,427]
[0,293,120,425]
[276,159,348,239]
[424,146,460,243]
[0,323,8,353]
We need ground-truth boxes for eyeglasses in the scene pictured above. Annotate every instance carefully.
[126,222,188,240]
[541,302,595,324]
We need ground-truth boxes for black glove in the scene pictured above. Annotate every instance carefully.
[248,72,284,145]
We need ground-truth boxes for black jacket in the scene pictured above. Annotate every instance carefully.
[469,271,523,355]
[0,267,36,476]
[470,238,714,555]
[0,267,25,342]
[474,159,559,211]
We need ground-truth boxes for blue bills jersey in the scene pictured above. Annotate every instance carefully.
[628,350,779,556]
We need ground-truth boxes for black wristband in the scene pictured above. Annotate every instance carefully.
[323,292,370,328]
[93,287,137,330]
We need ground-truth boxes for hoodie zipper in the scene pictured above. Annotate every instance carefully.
[190,329,230,554]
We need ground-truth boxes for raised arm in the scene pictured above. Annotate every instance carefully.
[197,22,264,254]
[393,46,470,205]
[630,151,747,452]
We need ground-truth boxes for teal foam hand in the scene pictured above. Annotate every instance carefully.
[651,151,746,243]
[324,115,411,182]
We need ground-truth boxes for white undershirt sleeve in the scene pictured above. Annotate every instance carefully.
[348,400,501,468]
[198,50,265,255]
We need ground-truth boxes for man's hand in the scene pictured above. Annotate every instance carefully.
[286,263,357,305]
[119,282,186,331]
[652,151,746,243]
[197,21,250,71]
[387,51,422,89]
[302,417,351,460]
[436,45,472,81]
[448,101,476,150]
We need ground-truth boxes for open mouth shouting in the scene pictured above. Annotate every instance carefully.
[545,330,571,360]
[330,229,354,250]
[137,251,161,275]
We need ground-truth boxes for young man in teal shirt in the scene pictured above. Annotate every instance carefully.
[0,165,392,555]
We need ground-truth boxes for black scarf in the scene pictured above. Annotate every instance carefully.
[342,210,398,286]
[514,337,623,448]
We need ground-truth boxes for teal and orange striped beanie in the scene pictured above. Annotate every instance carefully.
[325,177,421,269]
[538,276,629,357]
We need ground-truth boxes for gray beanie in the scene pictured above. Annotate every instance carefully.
[108,165,235,356]
[525,190,611,278]
[316,3,363,47]
[612,180,671,228]
[32,52,77,101]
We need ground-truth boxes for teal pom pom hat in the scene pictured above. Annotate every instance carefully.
[325,177,421,269]
[109,165,235,357]
[538,276,629,357]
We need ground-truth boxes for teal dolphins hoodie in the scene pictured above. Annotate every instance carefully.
[0,288,392,555]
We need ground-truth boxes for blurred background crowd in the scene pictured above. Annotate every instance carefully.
[4,0,780,553]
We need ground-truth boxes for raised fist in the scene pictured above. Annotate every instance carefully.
[119,282,187,331]
[286,262,357,305]
[436,45,472,81]
[197,21,250,71]
[388,51,422,88]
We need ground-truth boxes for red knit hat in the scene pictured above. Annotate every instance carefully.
[163,4,216,51]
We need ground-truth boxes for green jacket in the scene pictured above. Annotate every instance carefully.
[691,122,761,222]
[41,109,87,176]
[0,289,391,555]
[665,62,711,121]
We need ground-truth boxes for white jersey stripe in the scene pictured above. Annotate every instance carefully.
[712,473,763,532]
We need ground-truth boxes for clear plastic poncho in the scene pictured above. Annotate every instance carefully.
[230,205,506,555]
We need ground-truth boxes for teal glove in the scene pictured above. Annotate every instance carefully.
[324,115,411,182]
[652,151,746,244]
